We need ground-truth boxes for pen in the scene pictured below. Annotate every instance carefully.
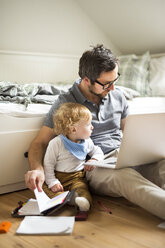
[97,200,112,214]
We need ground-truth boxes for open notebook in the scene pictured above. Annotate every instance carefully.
[34,188,69,214]
[12,189,75,217]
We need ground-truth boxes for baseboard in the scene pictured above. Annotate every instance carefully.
[0,181,27,194]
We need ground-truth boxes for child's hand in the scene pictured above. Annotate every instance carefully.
[51,183,64,193]
[84,159,97,171]
[84,165,95,171]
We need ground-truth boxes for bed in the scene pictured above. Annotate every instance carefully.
[0,50,165,194]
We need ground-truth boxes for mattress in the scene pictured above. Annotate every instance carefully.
[0,96,165,119]
[128,97,165,115]
[0,102,51,117]
[0,102,52,132]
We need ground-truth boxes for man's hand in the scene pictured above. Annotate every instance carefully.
[51,183,64,193]
[25,169,45,192]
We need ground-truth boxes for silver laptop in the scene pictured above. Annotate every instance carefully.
[85,113,165,169]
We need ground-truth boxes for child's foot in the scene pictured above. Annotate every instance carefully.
[75,197,90,211]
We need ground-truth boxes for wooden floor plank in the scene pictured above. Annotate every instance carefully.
[0,189,164,248]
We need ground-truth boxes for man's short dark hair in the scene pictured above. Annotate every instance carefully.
[79,44,118,83]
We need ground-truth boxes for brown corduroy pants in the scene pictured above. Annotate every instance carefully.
[43,170,92,205]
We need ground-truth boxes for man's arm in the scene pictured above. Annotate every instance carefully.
[25,126,55,191]
[120,117,126,132]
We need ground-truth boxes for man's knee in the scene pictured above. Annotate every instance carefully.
[86,168,133,197]
[155,159,165,189]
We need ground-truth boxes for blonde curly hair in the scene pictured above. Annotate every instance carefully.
[53,102,92,136]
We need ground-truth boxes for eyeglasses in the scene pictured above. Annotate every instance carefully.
[95,73,120,90]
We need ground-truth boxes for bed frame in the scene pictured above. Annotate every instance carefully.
[0,50,165,194]
[0,50,79,84]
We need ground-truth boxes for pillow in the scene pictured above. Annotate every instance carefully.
[149,56,165,96]
[117,51,150,96]
[53,82,73,92]
[116,86,140,100]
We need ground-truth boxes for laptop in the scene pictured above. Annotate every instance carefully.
[85,113,165,169]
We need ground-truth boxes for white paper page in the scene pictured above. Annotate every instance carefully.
[16,216,75,235]
[34,188,50,212]
[34,188,69,213]
[18,199,41,215]
[85,157,117,168]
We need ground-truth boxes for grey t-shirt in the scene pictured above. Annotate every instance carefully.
[44,82,129,154]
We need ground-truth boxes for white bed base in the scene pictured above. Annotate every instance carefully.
[0,114,45,194]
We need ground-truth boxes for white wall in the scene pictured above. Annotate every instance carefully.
[0,0,120,56]
[0,0,121,83]
[77,0,165,55]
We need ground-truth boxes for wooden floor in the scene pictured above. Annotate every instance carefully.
[0,189,164,248]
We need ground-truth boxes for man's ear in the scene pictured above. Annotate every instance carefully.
[84,77,91,85]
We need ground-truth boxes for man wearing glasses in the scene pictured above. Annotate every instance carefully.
[25,45,165,219]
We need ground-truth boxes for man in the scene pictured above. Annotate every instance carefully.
[25,45,165,219]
